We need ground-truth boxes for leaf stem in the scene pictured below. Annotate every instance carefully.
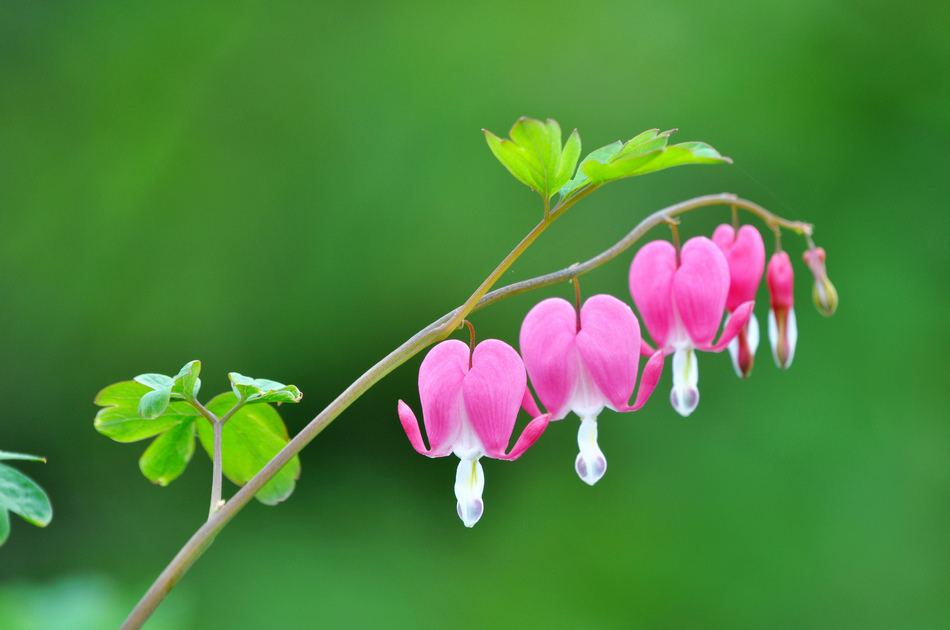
[119,192,811,629]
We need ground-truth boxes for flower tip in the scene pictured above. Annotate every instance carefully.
[575,453,607,486]
[671,386,699,417]
[457,499,484,528]
[812,277,838,317]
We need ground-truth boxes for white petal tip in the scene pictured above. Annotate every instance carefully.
[575,453,607,486]
[671,386,699,417]
[457,499,484,528]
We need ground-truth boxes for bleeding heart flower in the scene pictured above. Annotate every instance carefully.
[712,224,766,379]
[766,251,797,369]
[629,237,754,417]
[519,294,664,485]
[398,339,550,527]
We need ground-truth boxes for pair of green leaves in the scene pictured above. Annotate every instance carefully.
[134,360,202,419]
[94,361,302,505]
[484,118,732,202]
[0,451,52,546]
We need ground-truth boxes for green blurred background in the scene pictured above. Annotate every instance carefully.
[2,1,948,628]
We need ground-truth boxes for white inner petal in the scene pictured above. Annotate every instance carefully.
[454,457,485,528]
[727,313,760,378]
[575,415,607,486]
[671,347,700,417]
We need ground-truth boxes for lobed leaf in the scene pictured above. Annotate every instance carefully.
[483,117,582,201]
[196,393,301,506]
[139,419,197,486]
[0,462,52,545]
[559,129,731,197]
[94,381,199,442]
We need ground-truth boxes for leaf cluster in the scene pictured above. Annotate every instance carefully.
[93,361,302,505]
[484,119,732,204]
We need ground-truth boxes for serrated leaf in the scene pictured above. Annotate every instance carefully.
[134,373,173,390]
[254,386,302,404]
[582,136,731,185]
[94,382,199,442]
[484,118,580,200]
[170,360,201,400]
[138,387,172,420]
[613,128,674,160]
[139,419,196,486]
[0,451,45,463]
[558,140,624,198]
[553,129,581,195]
[0,462,53,543]
[196,393,301,506]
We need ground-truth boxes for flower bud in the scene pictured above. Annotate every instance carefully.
[766,252,797,370]
[802,246,838,316]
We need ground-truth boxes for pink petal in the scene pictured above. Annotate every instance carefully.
[697,300,754,352]
[640,337,657,357]
[713,224,766,312]
[398,400,434,456]
[416,340,468,457]
[673,237,730,346]
[495,413,551,461]
[463,339,528,459]
[767,251,795,310]
[627,349,665,411]
[521,385,543,418]
[629,240,678,349]
[576,294,642,412]
[519,298,579,420]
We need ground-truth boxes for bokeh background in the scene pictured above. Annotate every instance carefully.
[2,1,948,628]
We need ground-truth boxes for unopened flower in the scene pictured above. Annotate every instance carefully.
[802,246,838,316]
[520,294,663,485]
[398,339,549,527]
[766,251,797,369]
[712,224,765,378]
[629,237,753,417]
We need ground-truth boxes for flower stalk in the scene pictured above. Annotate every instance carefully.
[120,192,815,629]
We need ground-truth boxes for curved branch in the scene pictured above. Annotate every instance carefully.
[119,192,810,629]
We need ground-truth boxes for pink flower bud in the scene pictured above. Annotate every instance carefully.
[712,224,765,379]
[802,246,838,316]
[766,252,797,369]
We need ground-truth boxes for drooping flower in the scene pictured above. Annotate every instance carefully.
[712,224,765,379]
[519,294,664,485]
[629,237,754,417]
[398,339,550,527]
[802,246,838,316]
[766,251,797,369]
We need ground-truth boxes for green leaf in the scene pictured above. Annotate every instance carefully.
[483,118,582,200]
[558,140,623,198]
[94,381,199,442]
[228,373,302,404]
[137,386,172,420]
[196,393,301,506]
[581,130,731,186]
[170,360,201,400]
[0,461,53,546]
[134,373,173,390]
[0,451,46,463]
[554,129,581,195]
[0,506,9,546]
[139,419,197,486]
